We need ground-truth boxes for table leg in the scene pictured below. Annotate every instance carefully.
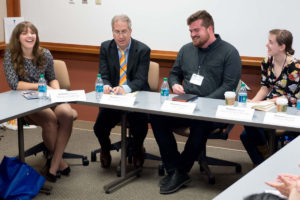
[103,112,142,194]
[17,118,25,162]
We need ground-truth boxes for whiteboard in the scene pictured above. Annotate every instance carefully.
[20,0,300,58]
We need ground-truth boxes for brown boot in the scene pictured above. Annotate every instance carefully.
[257,144,270,160]
[100,149,111,168]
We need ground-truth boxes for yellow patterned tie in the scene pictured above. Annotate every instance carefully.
[119,48,127,86]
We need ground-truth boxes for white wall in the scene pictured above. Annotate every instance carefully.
[21,0,300,58]
[0,0,7,42]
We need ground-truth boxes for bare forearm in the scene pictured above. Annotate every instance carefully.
[16,81,38,90]
[252,86,270,102]
[49,80,60,89]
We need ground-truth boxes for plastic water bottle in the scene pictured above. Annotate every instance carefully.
[297,99,300,110]
[160,77,169,103]
[95,74,104,100]
[238,82,247,105]
[38,74,47,99]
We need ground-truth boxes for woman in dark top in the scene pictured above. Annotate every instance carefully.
[3,21,73,182]
[240,29,300,166]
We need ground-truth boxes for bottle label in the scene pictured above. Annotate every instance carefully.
[297,100,300,110]
[161,88,169,96]
[96,85,103,93]
[43,85,47,93]
[238,93,247,103]
[38,85,46,93]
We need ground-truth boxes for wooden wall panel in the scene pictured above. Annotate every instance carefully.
[6,0,20,17]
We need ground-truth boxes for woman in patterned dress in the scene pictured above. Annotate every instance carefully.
[3,21,73,182]
[240,29,300,166]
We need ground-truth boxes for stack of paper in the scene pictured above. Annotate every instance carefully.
[248,101,275,112]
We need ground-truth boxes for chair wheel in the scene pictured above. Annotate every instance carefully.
[117,165,121,177]
[158,164,165,176]
[91,152,97,162]
[208,176,215,185]
[82,157,89,166]
[236,165,242,173]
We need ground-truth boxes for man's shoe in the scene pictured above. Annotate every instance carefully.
[257,144,271,159]
[160,170,191,194]
[133,147,145,168]
[100,149,111,168]
[159,171,174,187]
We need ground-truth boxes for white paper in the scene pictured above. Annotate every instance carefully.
[50,90,86,103]
[263,112,300,128]
[4,17,24,44]
[246,101,275,110]
[161,100,196,114]
[100,94,136,107]
[216,105,255,121]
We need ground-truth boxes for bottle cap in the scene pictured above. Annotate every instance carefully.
[163,77,167,81]
[40,74,44,78]
[241,82,245,87]
[97,74,101,77]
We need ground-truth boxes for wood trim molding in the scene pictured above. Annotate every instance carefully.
[0,42,5,50]
[6,0,21,17]
[40,42,263,67]
[0,42,6,57]
[1,41,263,68]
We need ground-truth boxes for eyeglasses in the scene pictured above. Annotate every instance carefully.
[113,30,129,36]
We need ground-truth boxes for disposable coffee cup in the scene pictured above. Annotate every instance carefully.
[276,97,288,112]
[224,91,236,106]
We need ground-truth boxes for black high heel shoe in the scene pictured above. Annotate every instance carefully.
[45,171,57,183]
[60,166,71,176]
[45,158,61,179]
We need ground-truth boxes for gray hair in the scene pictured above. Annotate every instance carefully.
[111,14,132,30]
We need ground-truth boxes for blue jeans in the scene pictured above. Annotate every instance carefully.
[240,126,267,165]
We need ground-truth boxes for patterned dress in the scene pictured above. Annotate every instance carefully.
[261,56,300,107]
[3,48,56,90]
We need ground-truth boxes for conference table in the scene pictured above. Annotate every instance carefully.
[1,90,299,196]
[0,90,57,162]
[213,134,300,199]
[76,91,300,194]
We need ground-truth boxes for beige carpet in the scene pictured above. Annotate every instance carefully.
[0,120,253,200]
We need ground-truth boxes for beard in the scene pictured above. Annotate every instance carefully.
[192,34,210,48]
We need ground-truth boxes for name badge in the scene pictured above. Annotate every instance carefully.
[190,74,204,86]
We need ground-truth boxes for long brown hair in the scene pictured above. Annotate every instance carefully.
[7,21,45,78]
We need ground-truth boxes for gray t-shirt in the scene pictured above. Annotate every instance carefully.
[4,48,56,90]
[169,34,242,99]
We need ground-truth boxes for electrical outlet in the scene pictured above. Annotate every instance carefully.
[95,0,101,5]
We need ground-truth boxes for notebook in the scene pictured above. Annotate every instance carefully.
[172,94,198,102]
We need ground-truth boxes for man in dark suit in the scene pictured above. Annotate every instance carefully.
[93,14,150,169]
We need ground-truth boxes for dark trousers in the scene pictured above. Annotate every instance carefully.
[93,108,148,151]
[240,126,267,165]
[150,114,223,174]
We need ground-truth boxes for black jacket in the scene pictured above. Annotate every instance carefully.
[99,38,151,92]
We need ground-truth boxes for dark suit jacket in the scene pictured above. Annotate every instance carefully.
[99,38,151,92]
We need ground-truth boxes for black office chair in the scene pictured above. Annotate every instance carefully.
[90,61,161,176]
[265,128,299,154]
[22,60,89,166]
[172,124,241,184]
